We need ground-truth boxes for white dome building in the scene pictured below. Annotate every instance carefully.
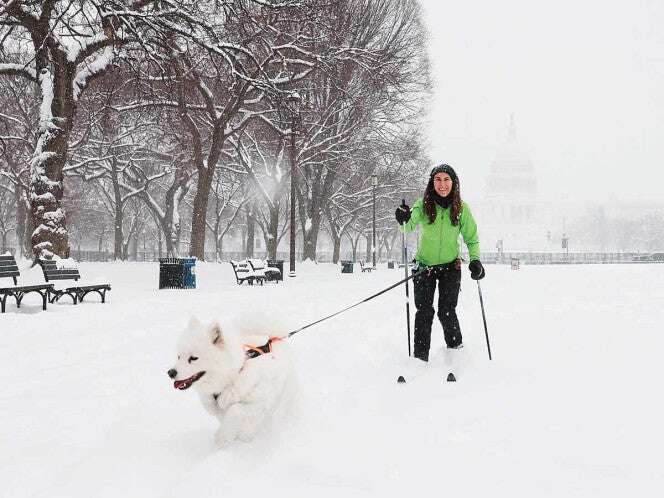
[478,117,548,252]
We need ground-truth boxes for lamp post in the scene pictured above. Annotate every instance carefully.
[371,174,378,268]
[285,92,301,278]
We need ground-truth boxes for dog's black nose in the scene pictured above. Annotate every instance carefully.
[167,369,177,379]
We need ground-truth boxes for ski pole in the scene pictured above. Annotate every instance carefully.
[401,199,411,357]
[476,280,492,360]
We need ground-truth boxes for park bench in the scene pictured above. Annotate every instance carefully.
[248,259,281,283]
[0,254,53,313]
[359,261,375,273]
[37,258,111,304]
[230,260,265,285]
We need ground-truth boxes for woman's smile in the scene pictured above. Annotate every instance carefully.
[433,172,453,197]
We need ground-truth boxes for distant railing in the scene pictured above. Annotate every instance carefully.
[474,252,664,265]
[4,246,664,264]
[65,250,320,263]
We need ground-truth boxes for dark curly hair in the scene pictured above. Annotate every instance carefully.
[423,165,462,226]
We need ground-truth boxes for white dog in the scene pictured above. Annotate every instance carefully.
[168,316,295,448]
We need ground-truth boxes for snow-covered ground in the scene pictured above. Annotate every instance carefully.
[2,261,663,497]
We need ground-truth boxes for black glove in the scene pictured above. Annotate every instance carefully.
[395,200,411,225]
[469,260,485,280]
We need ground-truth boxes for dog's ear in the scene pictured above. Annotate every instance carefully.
[188,315,203,330]
[208,321,223,345]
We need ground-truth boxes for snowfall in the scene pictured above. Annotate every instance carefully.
[1,259,663,498]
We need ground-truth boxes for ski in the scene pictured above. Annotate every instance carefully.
[396,370,458,383]
[397,345,463,384]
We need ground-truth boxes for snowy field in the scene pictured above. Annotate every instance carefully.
[2,261,663,498]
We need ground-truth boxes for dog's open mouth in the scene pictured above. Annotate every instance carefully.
[173,371,205,390]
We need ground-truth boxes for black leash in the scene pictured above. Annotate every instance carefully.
[286,266,425,338]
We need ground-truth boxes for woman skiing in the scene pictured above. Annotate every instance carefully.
[395,164,485,361]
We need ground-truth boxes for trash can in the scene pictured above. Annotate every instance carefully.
[341,260,354,273]
[387,261,395,269]
[159,257,196,289]
[267,260,284,281]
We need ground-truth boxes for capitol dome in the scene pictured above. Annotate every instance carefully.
[484,115,538,199]
[477,116,546,251]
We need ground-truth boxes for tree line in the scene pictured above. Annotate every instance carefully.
[0,0,431,262]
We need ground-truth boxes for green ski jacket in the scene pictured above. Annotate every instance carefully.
[402,199,481,266]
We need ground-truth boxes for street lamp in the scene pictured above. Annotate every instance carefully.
[371,174,378,268]
[285,92,301,278]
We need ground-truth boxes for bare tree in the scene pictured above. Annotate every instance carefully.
[67,70,166,260]
[0,75,36,258]
[0,0,231,258]
[205,167,250,261]
[282,0,431,260]
[233,126,291,259]
[0,181,16,251]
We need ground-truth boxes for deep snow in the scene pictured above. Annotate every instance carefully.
[1,261,663,497]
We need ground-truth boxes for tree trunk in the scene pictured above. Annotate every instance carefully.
[245,206,255,258]
[346,232,361,262]
[216,234,223,262]
[111,157,125,260]
[131,234,138,260]
[326,212,342,264]
[266,205,279,260]
[302,212,323,261]
[30,68,74,259]
[161,216,177,257]
[23,199,34,258]
[298,167,336,262]
[332,236,341,264]
[189,167,214,261]
[114,209,124,260]
[15,187,26,260]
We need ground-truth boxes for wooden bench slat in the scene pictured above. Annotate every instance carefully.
[0,284,53,292]
[45,275,80,281]
[44,270,80,277]
[65,284,111,291]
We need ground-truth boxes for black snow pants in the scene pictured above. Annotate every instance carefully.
[413,260,462,361]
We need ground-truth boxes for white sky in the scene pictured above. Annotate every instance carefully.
[418,0,664,204]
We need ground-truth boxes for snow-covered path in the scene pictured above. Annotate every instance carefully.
[1,262,663,497]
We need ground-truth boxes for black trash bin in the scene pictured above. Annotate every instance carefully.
[159,257,196,289]
[387,261,395,269]
[266,260,284,281]
[341,260,354,273]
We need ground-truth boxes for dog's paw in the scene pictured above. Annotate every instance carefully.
[215,428,236,448]
[237,427,257,442]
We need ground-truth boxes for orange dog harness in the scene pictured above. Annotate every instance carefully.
[243,336,283,360]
